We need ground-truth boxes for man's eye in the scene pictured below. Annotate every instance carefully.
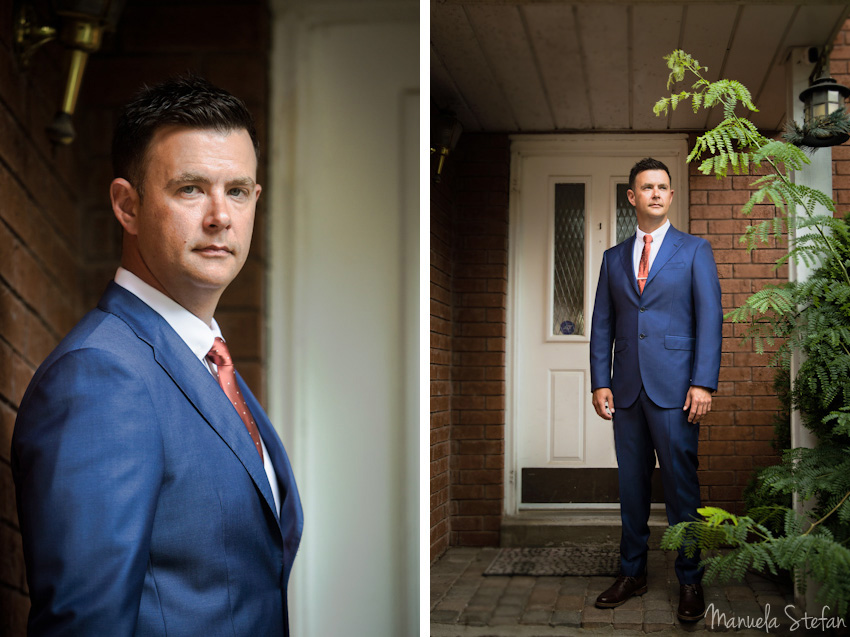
[179,185,199,194]
[229,188,248,198]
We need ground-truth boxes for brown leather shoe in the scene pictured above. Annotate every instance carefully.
[595,574,647,608]
[677,583,706,621]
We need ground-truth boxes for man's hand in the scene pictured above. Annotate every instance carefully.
[592,388,615,421]
[683,386,712,423]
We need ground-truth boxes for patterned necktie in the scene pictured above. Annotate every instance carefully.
[206,337,264,461]
[638,234,653,294]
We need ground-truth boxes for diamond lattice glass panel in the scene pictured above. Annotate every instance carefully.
[553,183,585,336]
[616,183,637,244]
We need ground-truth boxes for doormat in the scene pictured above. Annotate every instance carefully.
[484,546,620,577]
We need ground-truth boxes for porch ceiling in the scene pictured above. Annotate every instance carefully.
[431,1,850,133]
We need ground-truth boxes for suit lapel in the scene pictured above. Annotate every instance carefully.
[98,283,281,529]
[240,375,304,541]
[243,378,303,584]
[645,225,685,289]
[619,235,640,295]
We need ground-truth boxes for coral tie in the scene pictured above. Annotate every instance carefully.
[206,337,263,461]
[638,234,652,294]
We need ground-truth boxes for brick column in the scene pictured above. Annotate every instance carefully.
[430,162,454,561]
[0,23,87,636]
[688,153,785,513]
[430,133,510,558]
[449,134,509,546]
[831,18,850,210]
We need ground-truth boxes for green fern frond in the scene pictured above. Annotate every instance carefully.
[698,506,739,525]
[652,97,671,117]
[823,409,850,438]
[691,91,702,113]
[724,285,795,322]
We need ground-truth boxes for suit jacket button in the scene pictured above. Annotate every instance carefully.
[639,333,646,339]
[640,307,646,312]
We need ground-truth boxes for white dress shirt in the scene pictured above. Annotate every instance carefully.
[633,220,671,281]
[114,267,281,516]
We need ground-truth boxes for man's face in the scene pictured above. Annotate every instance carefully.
[130,126,260,307]
[627,169,674,230]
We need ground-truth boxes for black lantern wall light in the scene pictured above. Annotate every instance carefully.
[786,46,850,149]
[13,0,125,145]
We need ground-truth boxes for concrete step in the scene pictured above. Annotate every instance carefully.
[500,509,670,548]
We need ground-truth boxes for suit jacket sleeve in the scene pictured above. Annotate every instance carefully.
[590,250,614,392]
[13,347,164,636]
[690,239,723,391]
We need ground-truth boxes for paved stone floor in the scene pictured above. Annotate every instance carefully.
[430,547,814,636]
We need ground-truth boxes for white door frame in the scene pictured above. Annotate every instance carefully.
[267,2,418,635]
[505,133,690,516]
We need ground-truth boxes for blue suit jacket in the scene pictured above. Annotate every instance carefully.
[590,225,723,409]
[12,283,303,636]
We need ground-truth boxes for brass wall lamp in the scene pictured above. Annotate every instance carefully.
[431,109,462,183]
[13,0,125,145]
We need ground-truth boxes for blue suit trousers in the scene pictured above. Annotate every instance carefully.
[613,387,703,584]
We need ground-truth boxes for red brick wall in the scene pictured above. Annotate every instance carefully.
[687,154,786,513]
[430,161,454,562]
[691,18,850,508]
[429,134,510,561]
[1,2,270,632]
[831,18,850,210]
[0,17,86,633]
[449,135,509,547]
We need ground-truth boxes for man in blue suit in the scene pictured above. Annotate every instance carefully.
[12,76,303,636]
[590,158,722,622]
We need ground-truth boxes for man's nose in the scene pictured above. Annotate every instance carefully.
[205,192,232,229]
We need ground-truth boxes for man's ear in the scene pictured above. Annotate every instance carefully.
[626,188,636,207]
[111,178,140,235]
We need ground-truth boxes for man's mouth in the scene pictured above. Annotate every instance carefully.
[194,245,232,256]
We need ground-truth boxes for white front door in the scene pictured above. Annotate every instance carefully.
[507,135,688,512]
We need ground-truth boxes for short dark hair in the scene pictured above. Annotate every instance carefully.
[112,75,259,196]
[628,157,671,191]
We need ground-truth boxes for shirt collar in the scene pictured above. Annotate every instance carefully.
[113,267,223,363]
[636,219,671,244]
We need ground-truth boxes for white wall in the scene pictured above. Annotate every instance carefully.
[267,2,419,635]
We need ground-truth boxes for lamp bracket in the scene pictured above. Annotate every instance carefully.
[13,2,58,68]
[809,45,833,84]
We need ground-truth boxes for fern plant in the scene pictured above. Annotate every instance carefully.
[662,505,850,616]
[654,50,850,616]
